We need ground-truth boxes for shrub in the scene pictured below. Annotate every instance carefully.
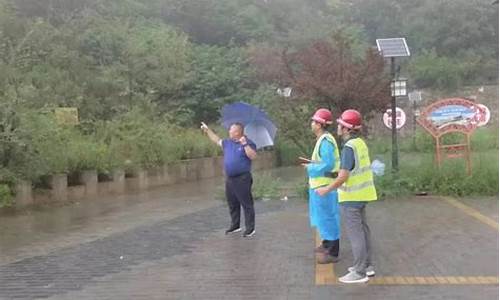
[409,50,466,90]
[374,151,498,197]
[0,183,13,208]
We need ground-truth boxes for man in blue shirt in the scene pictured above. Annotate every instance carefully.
[201,121,258,237]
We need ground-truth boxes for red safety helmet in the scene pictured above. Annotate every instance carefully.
[311,108,333,125]
[337,109,362,129]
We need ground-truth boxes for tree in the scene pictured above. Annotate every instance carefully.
[251,31,391,115]
[250,31,391,150]
[169,44,252,125]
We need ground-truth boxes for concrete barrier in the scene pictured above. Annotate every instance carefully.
[68,185,86,199]
[168,162,188,184]
[14,180,33,207]
[147,167,163,188]
[184,159,199,181]
[11,151,277,208]
[199,157,216,179]
[49,174,68,202]
[81,170,98,197]
[110,169,126,194]
[126,170,148,191]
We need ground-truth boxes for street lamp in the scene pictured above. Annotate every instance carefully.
[376,38,411,172]
[391,78,407,97]
[408,90,422,149]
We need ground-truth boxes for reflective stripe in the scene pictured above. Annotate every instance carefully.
[309,177,334,188]
[345,169,373,187]
[339,180,375,193]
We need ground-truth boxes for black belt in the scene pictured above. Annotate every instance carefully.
[325,171,338,178]
[227,172,251,179]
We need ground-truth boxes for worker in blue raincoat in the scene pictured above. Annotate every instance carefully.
[303,108,341,264]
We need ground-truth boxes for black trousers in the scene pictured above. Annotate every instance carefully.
[225,172,255,231]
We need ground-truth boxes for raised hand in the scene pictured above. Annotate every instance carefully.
[200,122,209,133]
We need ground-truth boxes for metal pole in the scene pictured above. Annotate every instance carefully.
[413,97,417,150]
[390,57,398,171]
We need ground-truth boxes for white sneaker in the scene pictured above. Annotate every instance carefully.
[348,265,375,277]
[243,229,255,237]
[339,271,369,283]
[366,266,375,277]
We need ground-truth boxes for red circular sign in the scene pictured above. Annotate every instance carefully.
[383,107,406,129]
[473,104,490,127]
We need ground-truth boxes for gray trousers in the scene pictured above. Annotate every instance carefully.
[342,204,372,275]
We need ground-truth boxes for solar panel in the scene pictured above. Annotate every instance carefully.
[376,38,410,58]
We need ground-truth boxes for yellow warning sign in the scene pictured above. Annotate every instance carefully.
[55,108,79,125]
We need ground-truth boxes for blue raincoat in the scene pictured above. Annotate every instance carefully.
[307,138,341,241]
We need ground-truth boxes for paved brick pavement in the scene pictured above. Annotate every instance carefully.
[0,167,497,300]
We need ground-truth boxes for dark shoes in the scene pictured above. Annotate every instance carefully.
[316,239,340,264]
[225,226,242,234]
[225,226,255,237]
[316,253,340,264]
[315,244,329,254]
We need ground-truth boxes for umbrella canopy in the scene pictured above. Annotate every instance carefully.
[221,102,277,149]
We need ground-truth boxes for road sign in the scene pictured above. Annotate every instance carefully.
[383,107,406,129]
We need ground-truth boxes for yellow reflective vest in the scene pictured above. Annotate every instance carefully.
[338,137,378,202]
[309,133,340,189]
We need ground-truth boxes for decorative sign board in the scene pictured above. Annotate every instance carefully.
[417,98,480,136]
[416,98,481,175]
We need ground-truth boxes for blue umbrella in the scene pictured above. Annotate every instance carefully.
[221,102,277,149]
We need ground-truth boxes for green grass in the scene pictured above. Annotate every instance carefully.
[0,184,13,208]
[365,126,499,198]
[214,170,311,202]
[367,126,498,155]
[276,126,499,198]
[374,150,498,198]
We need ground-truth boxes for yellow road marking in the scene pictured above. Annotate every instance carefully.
[457,276,468,284]
[369,277,384,284]
[395,276,407,284]
[313,196,499,287]
[486,277,499,284]
[315,231,337,285]
[467,277,480,284]
[427,277,439,284]
[435,277,448,284]
[415,277,427,284]
[405,277,417,284]
[442,197,498,230]
[363,276,499,286]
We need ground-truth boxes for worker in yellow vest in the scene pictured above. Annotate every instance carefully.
[304,108,341,264]
[316,109,377,283]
